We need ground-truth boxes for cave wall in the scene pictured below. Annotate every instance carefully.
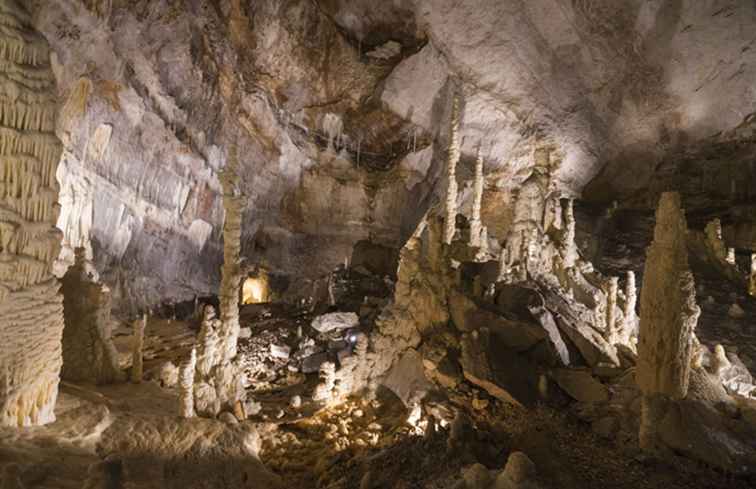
[24,0,756,310]
[0,0,65,427]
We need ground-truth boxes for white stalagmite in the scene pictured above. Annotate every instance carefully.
[0,0,65,427]
[725,247,736,265]
[562,199,578,268]
[443,96,461,245]
[622,270,637,339]
[469,146,483,248]
[219,143,243,363]
[313,361,336,402]
[637,192,700,451]
[131,314,146,383]
[178,348,197,418]
[604,276,619,344]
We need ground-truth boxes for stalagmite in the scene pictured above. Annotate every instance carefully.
[726,247,736,265]
[60,248,123,384]
[178,348,196,418]
[314,361,336,402]
[0,0,65,427]
[443,96,461,245]
[219,144,243,363]
[750,253,756,297]
[469,146,483,248]
[704,218,728,263]
[131,314,146,383]
[562,199,578,268]
[637,192,700,451]
[603,276,619,345]
[622,270,637,341]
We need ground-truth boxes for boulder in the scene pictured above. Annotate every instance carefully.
[301,352,330,374]
[460,329,539,407]
[269,344,291,360]
[658,399,756,474]
[311,312,359,333]
[450,291,545,351]
[550,368,609,403]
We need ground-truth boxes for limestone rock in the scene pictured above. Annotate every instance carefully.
[311,312,359,333]
[550,369,609,403]
[460,329,539,407]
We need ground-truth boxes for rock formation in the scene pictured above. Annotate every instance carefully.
[60,248,123,384]
[178,348,196,418]
[603,276,619,345]
[469,147,484,248]
[0,0,65,427]
[750,253,756,297]
[130,314,146,383]
[443,96,461,245]
[219,144,243,363]
[622,271,637,340]
[637,192,701,450]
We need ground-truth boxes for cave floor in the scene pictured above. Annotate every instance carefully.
[2,296,753,489]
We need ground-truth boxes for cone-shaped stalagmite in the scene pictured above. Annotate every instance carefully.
[443,96,460,245]
[0,0,65,427]
[637,192,700,450]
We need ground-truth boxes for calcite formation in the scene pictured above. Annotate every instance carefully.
[0,0,65,427]
[443,96,461,245]
[60,248,123,384]
[219,144,244,363]
[637,192,701,450]
[131,314,146,383]
[469,147,484,248]
[750,254,756,297]
[178,348,197,418]
[603,276,620,345]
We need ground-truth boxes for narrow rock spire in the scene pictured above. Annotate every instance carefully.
[637,192,700,451]
[444,96,461,245]
[469,145,484,248]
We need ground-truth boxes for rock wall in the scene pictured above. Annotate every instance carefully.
[0,0,64,427]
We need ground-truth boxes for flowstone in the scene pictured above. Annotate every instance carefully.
[0,0,65,427]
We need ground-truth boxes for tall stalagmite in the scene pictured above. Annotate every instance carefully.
[469,146,483,248]
[219,143,243,362]
[0,0,65,427]
[637,192,700,450]
[60,248,123,384]
[443,96,460,245]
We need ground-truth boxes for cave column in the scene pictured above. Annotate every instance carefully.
[636,192,700,451]
[0,0,66,427]
[219,143,244,363]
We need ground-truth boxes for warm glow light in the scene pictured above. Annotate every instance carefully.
[242,277,266,304]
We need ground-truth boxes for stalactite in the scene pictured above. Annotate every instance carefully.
[637,192,700,451]
[469,146,483,248]
[131,314,146,383]
[443,96,460,245]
